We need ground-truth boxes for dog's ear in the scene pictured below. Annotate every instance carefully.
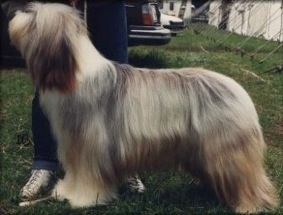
[27,9,78,93]
[30,31,77,93]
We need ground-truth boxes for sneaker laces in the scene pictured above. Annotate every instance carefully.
[125,175,145,193]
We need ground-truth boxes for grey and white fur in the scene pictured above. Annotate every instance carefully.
[7,2,279,213]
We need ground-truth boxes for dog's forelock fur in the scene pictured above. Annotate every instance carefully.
[9,3,87,93]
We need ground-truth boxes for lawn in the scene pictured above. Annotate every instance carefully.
[0,26,282,214]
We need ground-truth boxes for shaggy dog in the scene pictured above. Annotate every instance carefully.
[5,2,279,213]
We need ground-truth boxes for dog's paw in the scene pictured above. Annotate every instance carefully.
[51,178,116,207]
[51,179,69,201]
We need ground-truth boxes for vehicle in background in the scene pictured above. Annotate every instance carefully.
[160,13,185,36]
[126,0,171,46]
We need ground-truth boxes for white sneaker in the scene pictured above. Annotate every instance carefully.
[20,170,56,201]
[124,175,145,193]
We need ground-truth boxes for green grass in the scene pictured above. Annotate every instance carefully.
[1,27,282,214]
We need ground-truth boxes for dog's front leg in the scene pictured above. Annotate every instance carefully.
[52,132,118,208]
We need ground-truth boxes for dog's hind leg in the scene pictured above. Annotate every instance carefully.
[198,128,279,213]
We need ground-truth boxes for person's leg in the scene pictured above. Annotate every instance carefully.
[20,91,58,201]
[87,1,128,64]
[32,91,58,169]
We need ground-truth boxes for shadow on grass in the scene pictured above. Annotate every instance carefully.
[129,48,170,69]
[117,171,233,214]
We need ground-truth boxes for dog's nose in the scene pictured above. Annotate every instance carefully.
[1,0,27,21]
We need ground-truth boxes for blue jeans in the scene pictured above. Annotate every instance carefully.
[32,1,128,170]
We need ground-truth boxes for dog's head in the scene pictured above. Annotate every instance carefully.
[3,2,87,92]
